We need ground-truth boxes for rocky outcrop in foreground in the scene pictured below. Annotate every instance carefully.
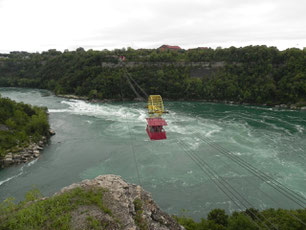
[59,175,184,230]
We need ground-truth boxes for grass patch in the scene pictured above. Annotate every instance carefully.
[133,198,148,230]
[86,216,109,230]
[0,187,111,230]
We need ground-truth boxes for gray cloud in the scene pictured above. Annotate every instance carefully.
[83,0,305,49]
[0,0,305,52]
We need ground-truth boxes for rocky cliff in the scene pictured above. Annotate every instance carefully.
[57,174,184,230]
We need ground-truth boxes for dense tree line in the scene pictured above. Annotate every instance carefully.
[0,95,49,157]
[0,46,305,105]
[176,208,306,230]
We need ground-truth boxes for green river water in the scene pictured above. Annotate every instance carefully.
[0,88,305,220]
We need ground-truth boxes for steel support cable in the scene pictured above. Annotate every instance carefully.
[202,134,306,203]
[178,120,305,226]
[121,65,149,100]
[197,136,306,226]
[185,135,306,228]
[125,114,142,186]
[176,140,242,208]
[212,136,306,204]
[124,71,143,99]
[177,139,276,230]
[197,134,306,209]
[182,111,306,206]
[185,137,284,207]
[125,69,149,99]
[181,112,306,226]
[176,144,267,230]
[170,112,276,229]
[197,135,306,227]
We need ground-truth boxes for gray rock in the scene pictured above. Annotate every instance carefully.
[28,149,34,154]
[290,105,297,110]
[4,157,13,165]
[49,129,56,135]
[13,154,21,159]
[301,106,306,110]
[33,150,40,154]
[58,175,184,230]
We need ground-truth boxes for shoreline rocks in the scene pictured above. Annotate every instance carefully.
[57,94,89,100]
[0,129,55,168]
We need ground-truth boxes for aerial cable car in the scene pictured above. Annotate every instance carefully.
[146,95,168,140]
[119,57,168,140]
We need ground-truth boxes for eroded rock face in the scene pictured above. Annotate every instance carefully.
[59,175,184,230]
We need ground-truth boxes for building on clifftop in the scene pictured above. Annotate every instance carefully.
[159,45,182,51]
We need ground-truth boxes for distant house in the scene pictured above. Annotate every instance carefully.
[159,45,182,51]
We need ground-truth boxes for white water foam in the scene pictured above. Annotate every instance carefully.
[53,100,147,124]
[48,109,71,113]
[51,100,226,144]
[0,167,25,186]
[295,125,304,133]
[0,159,38,186]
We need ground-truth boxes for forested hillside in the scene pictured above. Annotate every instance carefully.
[0,95,49,157]
[0,46,305,105]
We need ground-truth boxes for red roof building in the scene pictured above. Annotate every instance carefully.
[159,45,182,51]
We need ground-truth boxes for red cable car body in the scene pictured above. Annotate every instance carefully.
[146,118,167,140]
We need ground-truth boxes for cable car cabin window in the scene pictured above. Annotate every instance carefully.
[148,126,164,133]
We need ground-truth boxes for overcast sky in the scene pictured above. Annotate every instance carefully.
[0,0,305,53]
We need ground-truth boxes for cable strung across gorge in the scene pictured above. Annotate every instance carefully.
[125,113,142,186]
[170,110,306,227]
[193,137,306,227]
[176,138,276,230]
[125,70,148,99]
[191,134,306,227]
[195,133,306,209]
[169,110,306,228]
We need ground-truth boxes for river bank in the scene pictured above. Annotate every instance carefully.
[0,129,55,168]
[0,93,54,168]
